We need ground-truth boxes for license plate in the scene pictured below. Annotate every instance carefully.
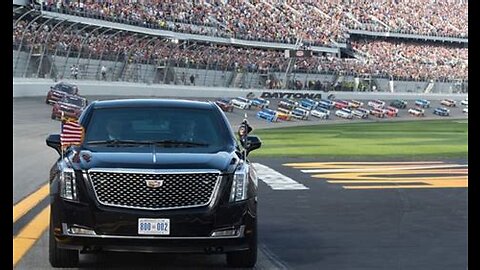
[138,218,170,235]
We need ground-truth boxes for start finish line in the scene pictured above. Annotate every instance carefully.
[253,163,309,190]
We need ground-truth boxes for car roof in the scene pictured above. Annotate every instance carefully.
[91,99,215,110]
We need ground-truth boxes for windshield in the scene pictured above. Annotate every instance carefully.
[63,96,85,107]
[55,84,76,94]
[84,107,233,153]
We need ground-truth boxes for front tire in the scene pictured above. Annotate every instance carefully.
[226,221,257,268]
[49,215,79,268]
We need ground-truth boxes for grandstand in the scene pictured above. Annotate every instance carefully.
[13,1,468,93]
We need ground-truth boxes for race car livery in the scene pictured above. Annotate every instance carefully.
[384,106,399,117]
[231,97,252,110]
[440,99,456,107]
[408,107,425,116]
[291,108,309,120]
[433,107,450,116]
[367,99,385,109]
[251,98,270,109]
[415,99,430,108]
[334,100,350,109]
[51,95,88,120]
[390,99,408,109]
[318,99,335,110]
[461,98,468,106]
[299,98,319,111]
[278,99,298,111]
[335,108,353,119]
[215,98,234,112]
[256,108,277,122]
[275,108,292,121]
[46,82,79,105]
[352,108,369,119]
[310,107,330,119]
[349,100,364,109]
[370,108,386,118]
[463,107,468,113]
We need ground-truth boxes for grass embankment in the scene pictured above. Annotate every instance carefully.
[251,120,468,159]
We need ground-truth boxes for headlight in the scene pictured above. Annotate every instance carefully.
[230,163,248,202]
[59,168,78,201]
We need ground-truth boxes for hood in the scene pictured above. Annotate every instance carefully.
[69,148,238,173]
[57,102,81,109]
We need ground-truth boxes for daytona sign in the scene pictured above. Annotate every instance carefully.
[260,92,322,99]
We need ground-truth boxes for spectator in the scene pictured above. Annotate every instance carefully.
[190,74,195,86]
[101,65,107,80]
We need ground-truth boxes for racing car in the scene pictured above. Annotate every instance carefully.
[384,106,399,117]
[334,100,350,109]
[45,82,79,105]
[299,98,319,111]
[433,107,450,116]
[367,99,385,109]
[415,99,430,108]
[278,99,298,111]
[463,107,468,113]
[251,97,270,109]
[335,108,353,119]
[440,99,456,107]
[318,99,335,110]
[408,107,425,117]
[352,108,369,119]
[276,108,293,121]
[231,97,252,110]
[370,108,386,118]
[214,98,234,112]
[51,95,88,120]
[256,108,278,122]
[461,98,468,106]
[349,100,364,108]
[390,99,407,109]
[310,107,330,119]
[291,107,309,120]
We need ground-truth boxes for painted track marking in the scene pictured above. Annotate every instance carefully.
[13,183,49,223]
[254,163,308,190]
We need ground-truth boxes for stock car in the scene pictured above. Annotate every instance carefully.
[463,107,468,113]
[390,99,408,109]
[415,99,430,108]
[384,106,399,117]
[334,100,350,109]
[461,98,468,106]
[335,108,353,119]
[367,99,385,109]
[51,95,88,120]
[349,100,364,108]
[45,82,79,105]
[291,108,309,120]
[370,108,386,118]
[408,107,425,116]
[276,108,293,121]
[215,98,234,112]
[251,98,270,109]
[231,97,252,110]
[433,107,450,116]
[299,99,319,111]
[440,99,456,107]
[278,99,298,110]
[310,107,330,119]
[352,108,369,119]
[318,99,335,110]
[256,108,277,122]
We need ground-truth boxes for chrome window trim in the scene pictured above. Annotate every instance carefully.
[87,168,223,211]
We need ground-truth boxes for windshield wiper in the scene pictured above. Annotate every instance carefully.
[86,139,152,146]
[149,140,209,147]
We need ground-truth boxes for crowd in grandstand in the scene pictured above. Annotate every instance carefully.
[13,18,467,82]
[40,0,467,47]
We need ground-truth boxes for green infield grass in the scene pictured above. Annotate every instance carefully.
[251,119,468,159]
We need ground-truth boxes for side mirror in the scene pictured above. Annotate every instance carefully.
[46,134,62,155]
[244,135,262,155]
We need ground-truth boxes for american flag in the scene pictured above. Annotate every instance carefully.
[61,119,84,149]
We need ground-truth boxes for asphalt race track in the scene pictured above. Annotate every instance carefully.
[13,96,468,269]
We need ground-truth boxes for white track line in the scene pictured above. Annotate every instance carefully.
[254,163,309,190]
[301,164,468,174]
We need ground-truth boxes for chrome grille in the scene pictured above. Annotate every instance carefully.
[88,169,221,210]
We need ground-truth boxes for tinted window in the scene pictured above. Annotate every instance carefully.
[55,84,76,94]
[63,96,85,107]
[84,107,232,152]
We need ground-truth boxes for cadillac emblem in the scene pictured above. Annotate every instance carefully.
[145,180,164,188]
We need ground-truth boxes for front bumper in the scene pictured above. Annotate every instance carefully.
[51,195,256,253]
